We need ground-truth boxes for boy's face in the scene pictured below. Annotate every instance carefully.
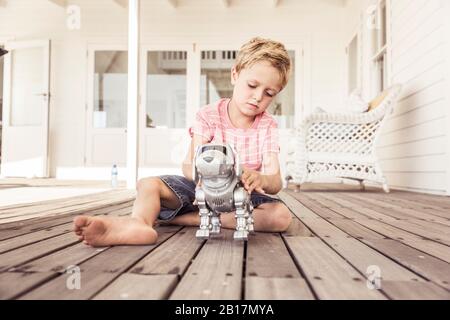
[231,61,283,117]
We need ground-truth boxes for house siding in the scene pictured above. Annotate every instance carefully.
[345,0,449,195]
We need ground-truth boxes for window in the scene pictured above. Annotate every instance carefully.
[268,50,296,129]
[93,51,128,128]
[146,51,187,128]
[371,0,388,95]
[199,49,296,129]
[200,50,236,105]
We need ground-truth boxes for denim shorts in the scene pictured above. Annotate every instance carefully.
[158,175,281,221]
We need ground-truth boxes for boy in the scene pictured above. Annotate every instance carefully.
[74,37,292,246]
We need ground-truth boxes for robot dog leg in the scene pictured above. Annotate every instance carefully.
[195,188,212,239]
[210,213,221,234]
[233,187,254,240]
[246,201,255,232]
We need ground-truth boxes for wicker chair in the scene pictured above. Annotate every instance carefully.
[285,84,402,193]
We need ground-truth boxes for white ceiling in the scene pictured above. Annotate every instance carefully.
[43,0,347,9]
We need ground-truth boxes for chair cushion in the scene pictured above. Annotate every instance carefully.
[346,89,369,113]
[368,89,389,112]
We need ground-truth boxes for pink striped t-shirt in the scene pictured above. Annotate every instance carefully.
[190,98,280,172]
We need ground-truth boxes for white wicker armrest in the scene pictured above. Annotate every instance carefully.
[300,84,403,127]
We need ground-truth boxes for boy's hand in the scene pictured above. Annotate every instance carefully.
[241,168,266,194]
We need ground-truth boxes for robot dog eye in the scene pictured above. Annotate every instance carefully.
[203,156,214,163]
[201,145,227,155]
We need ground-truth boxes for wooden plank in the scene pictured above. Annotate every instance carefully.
[245,277,315,300]
[282,214,314,237]
[0,271,57,300]
[278,192,329,219]
[0,192,135,223]
[0,204,132,253]
[0,232,80,272]
[284,237,386,299]
[93,274,178,300]
[0,189,121,211]
[0,200,132,231]
[334,212,450,265]
[381,281,450,299]
[0,201,132,241]
[280,194,430,286]
[244,230,316,299]
[294,192,450,264]
[335,194,450,245]
[280,192,450,298]
[308,192,450,246]
[326,218,386,241]
[246,232,302,278]
[13,243,110,273]
[342,192,450,227]
[0,222,73,254]
[389,190,450,209]
[364,192,450,220]
[131,227,203,276]
[312,193,450,235]
[18,226,182,300]
[362,239,450,291]
[169,229,244,300]
[360,190,450,212]
[0,189,131,216]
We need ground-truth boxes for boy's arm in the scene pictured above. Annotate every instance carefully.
[260,152,283,194]
[182,134,210,181]
[240,153,282,195]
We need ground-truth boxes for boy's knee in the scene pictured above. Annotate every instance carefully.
[137,177,162,194]
[273,205,292,231]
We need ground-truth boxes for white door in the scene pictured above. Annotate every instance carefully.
[85,46,128,170]
[138,46,193,178]
[1,40,51,178]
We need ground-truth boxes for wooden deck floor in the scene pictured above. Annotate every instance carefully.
[0,183,449,300]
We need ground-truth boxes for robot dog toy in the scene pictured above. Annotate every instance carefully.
[193,143,254,240]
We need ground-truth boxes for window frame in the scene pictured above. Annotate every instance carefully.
[346,30,362,95]
[369,0,392,97]
[140,46,191,130]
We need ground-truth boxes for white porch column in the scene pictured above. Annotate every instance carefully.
[126,0,140,189]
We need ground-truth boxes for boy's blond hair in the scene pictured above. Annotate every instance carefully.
[235,37,292,89]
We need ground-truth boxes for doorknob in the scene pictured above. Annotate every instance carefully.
[35,93,51,101]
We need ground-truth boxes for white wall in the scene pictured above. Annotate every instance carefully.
[343,0,450,195]
[0,0,346,179]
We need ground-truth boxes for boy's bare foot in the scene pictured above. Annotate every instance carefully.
[73,215,158,247]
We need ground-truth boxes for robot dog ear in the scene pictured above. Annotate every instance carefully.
[192,145,202,183]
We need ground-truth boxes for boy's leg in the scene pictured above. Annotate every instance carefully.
[168,202,292,233]
[74,177,181,246]
[131,177,181,225]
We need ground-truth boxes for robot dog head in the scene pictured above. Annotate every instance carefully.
[193,143,241,189]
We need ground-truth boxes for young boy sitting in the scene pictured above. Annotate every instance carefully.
[74,37,293,246]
